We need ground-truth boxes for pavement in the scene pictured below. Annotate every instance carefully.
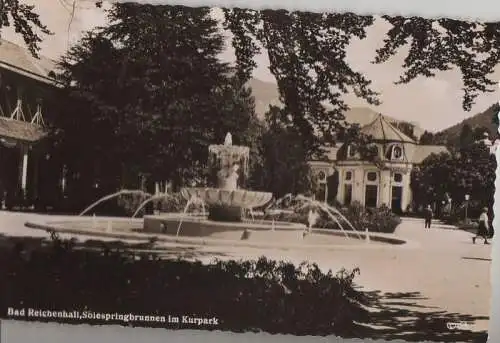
[204,217,493,333]
[0,211,494,334]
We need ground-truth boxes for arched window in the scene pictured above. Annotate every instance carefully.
[385,144,405,161]
[347,145,356,158]
[393,146,403,159]
[393,173,403,183]
[366,171,378,182]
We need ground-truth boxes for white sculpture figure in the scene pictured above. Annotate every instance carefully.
[217,163,240,190]
[224,132,232,146]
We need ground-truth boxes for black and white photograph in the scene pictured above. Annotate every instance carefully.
[0,1,499,342]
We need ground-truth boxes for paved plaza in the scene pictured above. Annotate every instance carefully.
[0,211,493,334]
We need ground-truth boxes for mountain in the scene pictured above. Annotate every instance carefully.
[436,104,498,140]
[247,78,426,138]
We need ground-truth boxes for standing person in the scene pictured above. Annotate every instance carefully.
[424,204,433,229]
[472,208,490,244]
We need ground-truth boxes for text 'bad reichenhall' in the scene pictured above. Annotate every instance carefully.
[7,307,219,326]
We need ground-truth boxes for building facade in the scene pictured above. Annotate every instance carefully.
[309,114,449,212]
[0,39,61,209]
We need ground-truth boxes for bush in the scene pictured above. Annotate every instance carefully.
[343,202,401,233]
[264,201,401,234]
[0,234,368,336]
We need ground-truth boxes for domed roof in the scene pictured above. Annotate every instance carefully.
[361,113,416,143]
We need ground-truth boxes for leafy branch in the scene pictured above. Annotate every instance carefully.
[374,16,500,111]
[0,0,52,57]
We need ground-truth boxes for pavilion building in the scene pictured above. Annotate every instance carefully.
[309,113,449,213]
[0,39,61,209]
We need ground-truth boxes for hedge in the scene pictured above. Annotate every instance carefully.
[0,234,369,336]
[264,201,401,234]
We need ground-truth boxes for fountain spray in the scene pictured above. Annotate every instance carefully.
[80,189,152,216]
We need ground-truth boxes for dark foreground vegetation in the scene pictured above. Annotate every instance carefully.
[0,231,368,336]
[0,233,488,342]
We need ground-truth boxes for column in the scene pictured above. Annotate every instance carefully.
[379,170,391,207]
[336,168,344,204]
[353,168,364,204]
[32,148,39,203]
[402,172,412,211]
[18,144,29,201]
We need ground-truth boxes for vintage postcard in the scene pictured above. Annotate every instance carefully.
[0,1,498,342]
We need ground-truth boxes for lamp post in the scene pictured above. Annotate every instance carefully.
[465,194,470,223]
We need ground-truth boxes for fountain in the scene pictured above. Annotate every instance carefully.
[142,133,301,236]
[25,132,409,249]
[179,132,273,222]
[140,133,376,245]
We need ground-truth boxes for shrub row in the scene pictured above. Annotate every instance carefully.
[0,235,368,336]
[264,202,401,234]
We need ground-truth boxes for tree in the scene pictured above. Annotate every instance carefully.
[223,10,379,154]
[6,3,500,141]
[7,3,499,161]
[54,3,258,208]
[472,126,490,141]
[419,131,435,145]
[459,124,475,150]
[222,10,500,153]
[373,17,500,112]
[251,105,314,198]
[411,142,496,213]
[0,0,51,57]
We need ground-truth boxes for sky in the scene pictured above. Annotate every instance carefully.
[2,0,500,132]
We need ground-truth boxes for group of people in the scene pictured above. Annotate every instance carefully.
[423,205,492,244]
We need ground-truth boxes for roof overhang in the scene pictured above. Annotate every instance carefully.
[0,60,63,88]
[0,117,48,144]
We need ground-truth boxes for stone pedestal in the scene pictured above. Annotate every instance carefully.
[208,205,242,222]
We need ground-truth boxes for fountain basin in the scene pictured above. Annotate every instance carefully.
[143,213,306,237]
[25,215,411,250]
[180,188,273,209]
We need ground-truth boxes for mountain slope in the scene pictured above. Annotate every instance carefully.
[437,104,498,139]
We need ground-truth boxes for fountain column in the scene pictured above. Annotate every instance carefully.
[206,133,250,222]
[179,132,272,224]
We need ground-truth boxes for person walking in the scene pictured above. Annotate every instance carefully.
[473,208,490,244]
[424,205,433,229]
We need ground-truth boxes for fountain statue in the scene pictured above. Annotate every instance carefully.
[216,162,240,190]
[180,132,273,222]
